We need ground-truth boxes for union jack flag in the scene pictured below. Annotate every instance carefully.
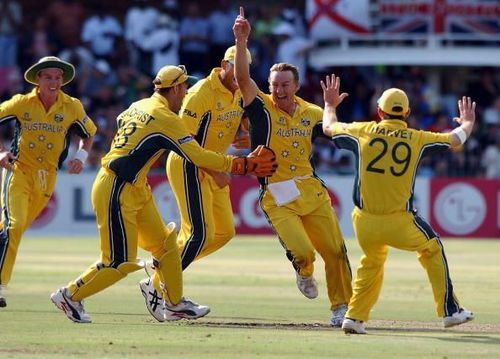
[377,0,500,35]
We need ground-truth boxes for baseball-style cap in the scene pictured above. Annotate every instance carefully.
[153,65,198,89]
[378,88,409,116]
[24,56,75,86]
[223,46,252,65]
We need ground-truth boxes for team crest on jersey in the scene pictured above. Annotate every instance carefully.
[23,112,32,121]
[178,135,193,144]
[300,118,310,126]
[277,117,286,125]
[54,113,64,122]
[216,102,223,111]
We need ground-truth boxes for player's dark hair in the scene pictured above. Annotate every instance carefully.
[155,87,172,96]
[383,113,406,120]
[269,63,300,84]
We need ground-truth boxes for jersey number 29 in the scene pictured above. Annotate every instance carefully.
[366,138,411,176]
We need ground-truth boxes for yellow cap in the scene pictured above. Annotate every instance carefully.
[153,65,198,89]
[223,46,252,64]
[378,88,409,116]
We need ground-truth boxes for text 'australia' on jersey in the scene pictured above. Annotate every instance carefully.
[180,68,245,153]
[331,119,451,214]
[0,88,96,171]
[244,92,324,184]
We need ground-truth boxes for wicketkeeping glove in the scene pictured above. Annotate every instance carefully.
[231,145,278,177]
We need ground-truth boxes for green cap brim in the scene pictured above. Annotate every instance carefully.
[24,60,75,86]
[186,76,199,88]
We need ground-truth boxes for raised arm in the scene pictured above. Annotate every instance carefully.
[450,96,476,149]
[233,7,259,106]
[321,74,348,137]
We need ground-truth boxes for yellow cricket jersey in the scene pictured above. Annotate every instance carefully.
[244,91,324,184]
[0,88,96,171]
[102,92,234,187]
[180,68,244,153]
[331,119,452,214]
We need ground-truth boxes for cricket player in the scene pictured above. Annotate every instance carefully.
[0,56,96,308]
[166,45,253,272]
[321,75,475,334]
[50,64,277,323]
[233,8,353,327]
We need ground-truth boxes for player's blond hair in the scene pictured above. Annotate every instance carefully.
[269,63,300,84]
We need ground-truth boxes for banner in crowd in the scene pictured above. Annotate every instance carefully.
[26,173,499,239]
[306,0,500,40]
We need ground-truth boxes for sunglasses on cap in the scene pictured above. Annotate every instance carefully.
[169,65,187,87]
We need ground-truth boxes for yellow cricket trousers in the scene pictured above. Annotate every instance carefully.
[67,168,182,305]
[0,164,56,285]
[260,177,352,309]
[167,153,235,270]
[346,207,461,322]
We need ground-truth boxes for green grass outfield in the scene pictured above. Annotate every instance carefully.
[1,236,499,358]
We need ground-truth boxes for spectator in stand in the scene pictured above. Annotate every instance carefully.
[272,21,315,86]
[162,0,181,21]
[238,8,276,88]
[484,96,500,126]
[0,0,22,68]
[81,4,122,61]
[253,5,280,40]
[0,67,22,103]
[207,0,239,68]
[114,64,151,108]
[467,68,498,111]
[18,15,60,72]
[280,0,307,37]
[124,0,159,75]
[179,2,209,76]
[481,130,500,178]
[79,60,117,111]
[428,112,453,133]
[141,14,180,76]
[45,0,86,49]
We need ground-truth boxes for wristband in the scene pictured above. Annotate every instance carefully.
[452,127,467,145]
[73,149,88,164]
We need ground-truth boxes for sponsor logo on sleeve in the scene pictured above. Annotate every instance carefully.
[178,135,193,144]
[183,109,197,118]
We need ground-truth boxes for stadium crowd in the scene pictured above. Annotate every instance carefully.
[0,0,498,177]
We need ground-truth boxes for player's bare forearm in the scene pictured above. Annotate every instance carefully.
[201,168,232,188]
[322,105,337,137]
[68,136,95,174]
[80,136,94,153]
[0,151,15,170]
[233,6,258,106]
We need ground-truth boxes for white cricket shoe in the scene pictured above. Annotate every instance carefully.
[295,273,318,299]
[139,277,166,322]
[443,308,474,328]
[331,304,348,327]
[50,287,91,323]
[165,297,210,321]
[0,285,6,308]
[342,318,367,334]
